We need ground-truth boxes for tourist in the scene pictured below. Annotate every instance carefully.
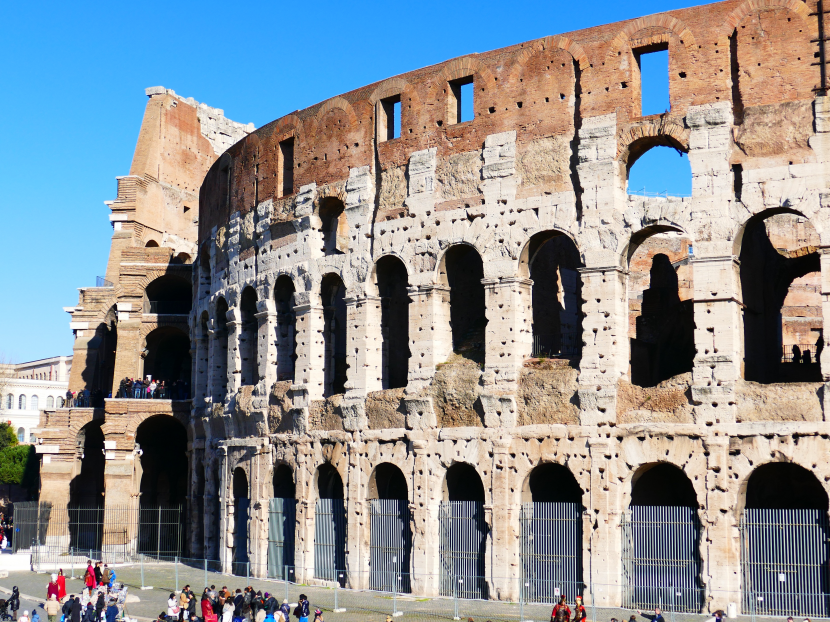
[105,600,118,622]
[83,603,96,622]
[201,590,213,622]
[101,565,111,590]
[312,610,323,622]
[9,587,20,619]
[168,594,179,620]
[61,596,74,622]
[573,596,586,622]
[94,563,103,588]
[293,595,308,622]
[18,610,30,622]
[47,575,60,601]
[278,600,289,622]
[45,596,60,622]
[94,591,105,620]
[551,595,570,622]
[636,609,664,622]
[222,594,233,622]
[84,561,96,590]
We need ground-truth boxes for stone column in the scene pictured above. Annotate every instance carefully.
[250,441,272,578]
[204,449,221,562]
[226,310,242,399]
[217,445,230,573]
[194,333,209,406]
[346,439,366,589]
[293,292,325,404]
[578,267,627,425]
[701,436,739,613]
[587,437,620,607]
[255,299,278,394]
[490,439,517,600]
[480,278,532,427]
[409,438,439,595]
[690,256,742,425]
[294,445,315,583]
[344,294,383,396]
[820,249,830,394]
[190,443,206,559]
[406,285,452,392]
[208,322,228,408]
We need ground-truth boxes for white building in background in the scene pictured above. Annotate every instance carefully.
[0,356,72,443]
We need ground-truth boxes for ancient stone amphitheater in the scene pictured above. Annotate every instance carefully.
[37,0,830,614]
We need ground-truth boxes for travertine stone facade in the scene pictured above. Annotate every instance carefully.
[191,0,830,609]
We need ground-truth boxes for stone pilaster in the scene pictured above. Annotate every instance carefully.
[587,437,619,607]
[406,285,452,392]
[255,300,277,398]
[295,445,315,583]
[409,438,439,596]
[226,309,242,399]
[293,292,326,403]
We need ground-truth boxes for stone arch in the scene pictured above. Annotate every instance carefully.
[607,14,698,57]
[135,414,188,507]
[508,35,590,84]
[272,114,301,137]
[368,462,409,500]
[438,56,496,86]
[630,461,700,507]
[442,461,486,503]
[367,251,414,295]
[369,77,420,106]
[141,325,191,386]
[273,461,296,498]
[617,122,690,170]
[624,224,692,268]
[521,462,583,504]
[315,97,359,126]
[719,0,812,39]
[437,243,486,359]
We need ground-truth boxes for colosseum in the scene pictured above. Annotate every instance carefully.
[33,0,830,615]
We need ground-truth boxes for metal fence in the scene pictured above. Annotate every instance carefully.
[781,343,821,363]
[439,501,489,600]
[314,498,347,586]
[520,502,583,604]
[369,498,412,593]
[268,497,296,580]
[741,508,830,617]
[13,502,184,562]
[621,506,703,613]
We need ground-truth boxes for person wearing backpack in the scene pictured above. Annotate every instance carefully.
[292,596,308,622]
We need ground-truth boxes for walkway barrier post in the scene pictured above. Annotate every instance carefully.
[140,554,145,589]
[247,561,250,584]
[70,547,74,579]
[453,576,460,621]
[204,559,208,589]
[590,580,596,622]
[519,578,524,622]
[334,576,339,611]
[284,566,289,602]
[175,556,179,592]
[393,573,397,617]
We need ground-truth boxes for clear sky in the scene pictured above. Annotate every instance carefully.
[0,0,698,363]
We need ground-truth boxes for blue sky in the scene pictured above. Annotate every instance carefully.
[0,0,697,363]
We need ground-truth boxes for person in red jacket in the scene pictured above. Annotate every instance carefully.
[551,595,571,622]
[84,561,96,590]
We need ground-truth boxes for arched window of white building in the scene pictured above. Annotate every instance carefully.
[5,395,12,409]
[31,395,38,410]
[46,396,54,408]
[18,395,26,410]
[16,428,24,443]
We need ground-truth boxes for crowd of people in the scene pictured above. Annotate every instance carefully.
[115,378,190,400]
[172,586,321,622]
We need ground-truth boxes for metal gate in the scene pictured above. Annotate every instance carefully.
[741,508,830,617]
[268,498,296,579]
[621,506,703,612]
[521,502,583,603]
[439,501,488,599]
[12,502,51,552]
[369,499,412,593]
[314,498,347,586]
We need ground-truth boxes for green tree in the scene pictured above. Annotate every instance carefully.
[0,445,38,497]
[0,422,18,451]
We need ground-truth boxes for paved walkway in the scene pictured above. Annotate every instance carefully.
[0,567,791,622]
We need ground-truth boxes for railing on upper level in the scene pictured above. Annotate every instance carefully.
[782,343,822,363]
[96,276,114,288]
[627,187,691,198]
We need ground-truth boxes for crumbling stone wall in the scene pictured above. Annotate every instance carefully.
[158,0,830,610]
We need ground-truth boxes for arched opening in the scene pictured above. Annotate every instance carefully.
[173,252,191,264]
[440,463,487,599]
[46,396,54,409]
[18,395,25,410]
[627,144,691,198]
[742,463,830,616]
[232,467,249,573]
[16,428,24,443]
[520,463,584,602]
[321,274,347,397]
[268,464,297,579]
[740,212,822,383]
[314,463,347,585]
[144,275,191,315]
[369,463,412,592]
[274,276,297,382]
[521,232,582,358]
[143,327,191,395]
[134,415,187,557]
[68,422,105,551]
[441,245,486,364]
[375,256,410,389]
[623,463,702,612]
[628,232,695,387]
[239,287,259,386]
[145,240,160,248]
[86,307,117,401]
[214,298,229,402]
[319,197,348,255]
[30,395,38,411]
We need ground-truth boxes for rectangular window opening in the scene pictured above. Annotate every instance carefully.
[732,163,743,202]
[279,137,295,198]
[448,76,474,124]
[380,95,402,142]
[635,44,669,117]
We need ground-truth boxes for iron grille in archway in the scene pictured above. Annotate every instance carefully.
[369,499,412,593]
[521,502,583,603]
[314,498,347,586]
[267,497,296,580]
[439,501,488,600]
[741,508,830,617]
[621,506,704,613]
